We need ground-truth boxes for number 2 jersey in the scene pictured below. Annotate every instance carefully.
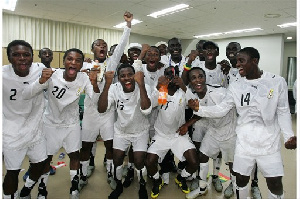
[2,63,45,150]
[194,71,294,156]
[23,69,99,127]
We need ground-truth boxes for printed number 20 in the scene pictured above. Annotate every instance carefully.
[241,93,250,106]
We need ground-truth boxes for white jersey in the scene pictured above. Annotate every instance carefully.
[23,69,98,127]
[227,67,241,85]
[107,82,152,136]
[201,64,228,88]
[186,86,236,141]
[141,64,165,93]
[194,71,294,155]
[81,26,131,129]
[160,54,187,76]
[152,88,187,138]
[2,63,45,150]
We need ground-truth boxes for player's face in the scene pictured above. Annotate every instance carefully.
[226,43,241,62]
[39,49,53,65]
[204,44,219,62]
[92,39,108,62]
[63,51,83,81]
[128,48,141,61]
[158,44,167,56]
[236,52,256,78]
[145,48,160,72]
[189,69,206,94]
[118,67,135,93]
[9,45,33,77]
[168,39,182,59]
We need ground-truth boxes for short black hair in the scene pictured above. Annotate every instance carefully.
[63,48,84,63]
[91,39,105,50]
[203,41,219,52]
[39,48,52,56]
[117,63,135,76]
[196,40,207,50]
[188,67,206,82]
[168,37,181,45]
[239,47,260,62]
[147,46,161,56]
[7,40,33,58]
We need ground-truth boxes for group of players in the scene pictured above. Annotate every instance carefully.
[3,11,297,199]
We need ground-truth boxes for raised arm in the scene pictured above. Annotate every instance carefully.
[134,71,151,112]
[98,71,114,113]
[22,68,52,99]
[182,50,198,85]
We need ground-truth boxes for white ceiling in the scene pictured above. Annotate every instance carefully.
[3,0,297,42]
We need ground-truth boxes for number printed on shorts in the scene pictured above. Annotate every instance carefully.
[10,89,17,100]
[241,92,250,106]
[52,86,66,99]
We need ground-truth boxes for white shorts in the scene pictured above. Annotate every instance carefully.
[147,134,195,162]
[113,130,149,152]
[3,139,47,170]
[233,149,284,177]
[82,108,115,142]
[192,125,207,142]
[200,134,236,163]
[44,123,82,155]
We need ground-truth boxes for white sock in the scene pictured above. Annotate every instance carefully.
[24,177,36,188]
[199,162,209,182]
[115,165,123,181]
[181,168,191,178]
[38,172,50,187]
[91,142,97,156]
[268,189,284,199]
[236,185,249,199]
[128,162,135,169]
[80,160,89,176]
[135,166,147,182]
[106,159,113,173]
[70,170,78,182]
[153,171,159,180]
[3,191,18,199]
[213,157,222,176]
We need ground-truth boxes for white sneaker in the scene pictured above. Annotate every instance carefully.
[78,178,88,191]
[70,190,80,199]
[212,176,223,192]
[161,172,169,185]
[251,186,262,199]
[186,180,207,199]
[224,182,234,198]
[107,174,117,190]
[86,166,95,178]
[190,178,199,191]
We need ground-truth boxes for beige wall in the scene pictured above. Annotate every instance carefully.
[2,47,94,68]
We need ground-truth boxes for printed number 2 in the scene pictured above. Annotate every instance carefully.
[52,86,66,99]
[241,93,250,106]
[10,89,17,100]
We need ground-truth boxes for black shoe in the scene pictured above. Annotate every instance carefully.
[19,186,32,198]
[175,174,190,194]
[123,167,134,188]
[138,179,148,199]
[108,180,123,199]
[151,177,164,198]
[37,178,48,198]
[70,175,79,193]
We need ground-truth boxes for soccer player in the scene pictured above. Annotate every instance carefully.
[79,11,132,190]
[22,48,100,198]
[182,67,237,199]
[98,64,152,199]
[146,66,198,198]
[3,40,47,199]
[188,47,297,199]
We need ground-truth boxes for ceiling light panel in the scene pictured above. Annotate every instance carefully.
[3,0,18,11]
[147,4,191,18]
[194,28,263,38]
[277,22,297,28]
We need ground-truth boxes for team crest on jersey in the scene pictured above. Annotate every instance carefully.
[76,87,83,96]
[179,98,182,105]
[267,89,274,99]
